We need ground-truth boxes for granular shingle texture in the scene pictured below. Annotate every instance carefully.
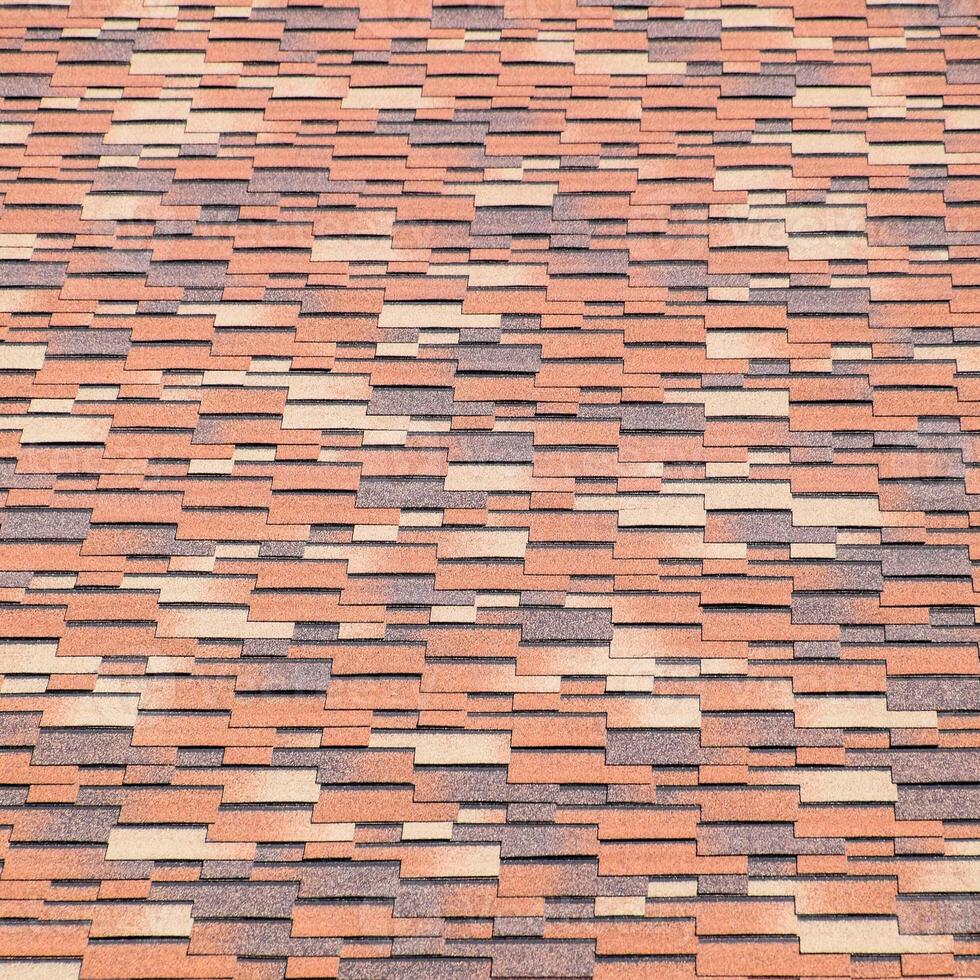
[1,0,979,978]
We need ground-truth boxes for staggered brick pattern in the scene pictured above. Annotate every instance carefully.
[1,0,979,977]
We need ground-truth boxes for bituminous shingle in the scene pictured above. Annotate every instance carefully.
[2,0,976,972]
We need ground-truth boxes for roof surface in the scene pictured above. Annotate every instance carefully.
[1,0,979,977]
